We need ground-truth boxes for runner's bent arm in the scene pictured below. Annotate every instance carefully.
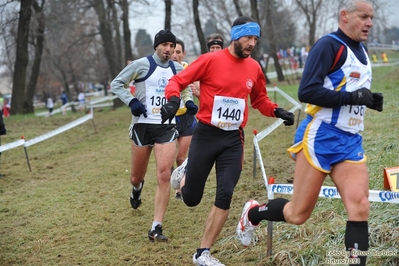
[111,58,150,105]
[249,67,278,117]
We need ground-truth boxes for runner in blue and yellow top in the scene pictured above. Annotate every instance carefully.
[237,1,384,265]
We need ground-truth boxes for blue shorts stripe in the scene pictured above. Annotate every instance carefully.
[288,116,366,173]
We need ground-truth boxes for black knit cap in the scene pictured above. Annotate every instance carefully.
[153,29,176,50]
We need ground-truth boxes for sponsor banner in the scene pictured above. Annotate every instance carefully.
[270,184,399,204]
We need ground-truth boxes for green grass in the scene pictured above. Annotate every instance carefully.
[0,64,398,265]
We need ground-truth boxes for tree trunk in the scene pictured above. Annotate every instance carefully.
[264,56,271,84]
[250,0,260,62]
[294,0,323,47]
[193,0,206,54]
[92,0,117,78]
[11,0,34,115]
[309,17,317,46]
[25,0,45,114]
[164,0,172,30]
[121,0,133,62]
[92,0,123,107]
[110,0,122,71]
[233,0,243,17]
[265,0,284,82]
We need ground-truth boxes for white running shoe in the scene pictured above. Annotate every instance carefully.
[171,158,188,190]
[192,250,225,266]
[236,199,260,247]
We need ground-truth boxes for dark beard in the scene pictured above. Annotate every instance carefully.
[234,41,250,58]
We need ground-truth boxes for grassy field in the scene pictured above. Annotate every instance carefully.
[1,62,399,265]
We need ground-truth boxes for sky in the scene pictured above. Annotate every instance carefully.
[129,2,166,41]
[381,0,399,26]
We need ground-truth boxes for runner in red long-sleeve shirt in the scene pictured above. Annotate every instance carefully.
[161,16,295,266]
[165,46,279,128]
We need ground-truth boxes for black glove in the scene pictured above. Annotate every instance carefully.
[129,98,147,118]
[274,107,295,126]
[185,100,198,115]
[349,88,374,107]
[161,96,180,124]
[370,92,383,112]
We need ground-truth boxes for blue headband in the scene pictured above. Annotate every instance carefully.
[230,22,260,41]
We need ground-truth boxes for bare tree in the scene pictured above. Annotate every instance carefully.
[24,0,45,113]
[193,0,206,54]
[200,0,245,35]
[265,0,285,82]
[110,0,123,71]
[121,0,133,62]
[294,0,323,46]
[250,0,260,62]
[168,0,199,57]
[6,0,393,117]
[233,0,243,17]
[91,0,120,79]
[10,0,34,115]
[37,0,117,108]
[164,0,172,30]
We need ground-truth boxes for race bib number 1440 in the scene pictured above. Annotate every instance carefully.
[210,95,245,131]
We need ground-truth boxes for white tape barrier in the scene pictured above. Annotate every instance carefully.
[371,60,399,68]
[1,95,108,155]
[254,86,302,142]
[35,103,71,117]
[0,112,93,153]
[90,95,118,109]
[252,86,302,189]
[91,95,122,109]
[267,68,303,80]
[0,139,25,153]
[24,113,93,147]
[35,95,118,117]
[90,95,117,105]
[0,110,95,172]
[269,184,399,204]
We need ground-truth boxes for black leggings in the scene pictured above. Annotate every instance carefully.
[182,122,244,210]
